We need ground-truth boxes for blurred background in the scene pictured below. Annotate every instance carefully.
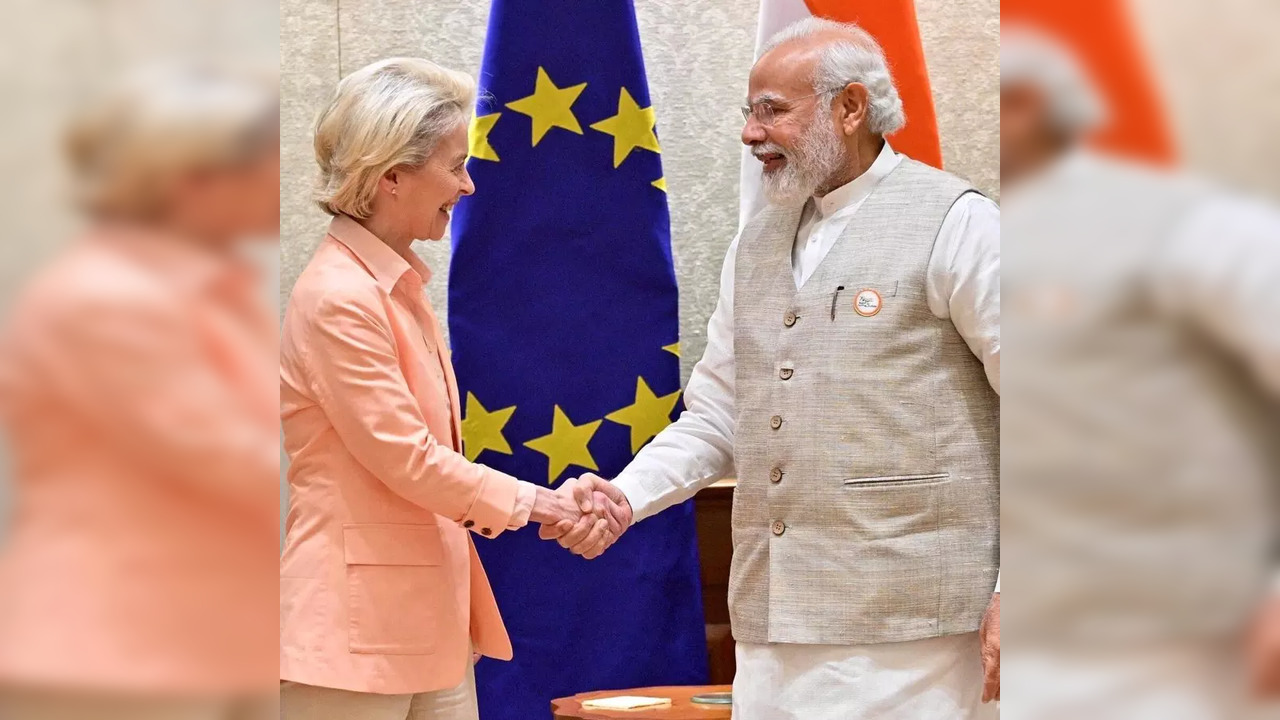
[0,0,279,717]
[1001,0,1280,717]
[0,0,280,522]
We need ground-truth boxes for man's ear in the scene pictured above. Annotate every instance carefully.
[837,83,870,136]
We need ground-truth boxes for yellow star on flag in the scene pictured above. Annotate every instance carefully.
[468,112,502,162]
[606,377,682,454]
[590,87,661,167]
[460,392,517,462]
[662,342,680,357]
[651,176,667,192]
[523,405,602,485]
[505,67,587,146]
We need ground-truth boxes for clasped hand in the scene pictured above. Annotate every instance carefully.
[528,474,632,559]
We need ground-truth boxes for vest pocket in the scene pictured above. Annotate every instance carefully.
[343,524,447,655]
[842,472,950,488]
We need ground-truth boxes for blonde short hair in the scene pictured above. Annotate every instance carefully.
[313,58,475,218]
[66,64,279,218]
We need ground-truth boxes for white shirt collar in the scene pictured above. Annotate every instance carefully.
[813,141,901,218]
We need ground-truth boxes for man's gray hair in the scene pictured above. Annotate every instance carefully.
[1001,26,1107,137]
[761,17,906,136]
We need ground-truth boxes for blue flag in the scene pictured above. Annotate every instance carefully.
[447,1,709,718]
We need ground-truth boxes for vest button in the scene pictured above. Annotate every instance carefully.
[771,520,786,536]
[779,367,793,380]
[770,415,783,429]
[769,467,783,483]
[783,311,797,327]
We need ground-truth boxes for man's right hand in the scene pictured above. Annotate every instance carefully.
[539,474,633,559]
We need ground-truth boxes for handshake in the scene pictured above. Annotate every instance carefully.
[527,474,634,559]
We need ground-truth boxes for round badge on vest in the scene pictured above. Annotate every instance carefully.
[853,288,883,317]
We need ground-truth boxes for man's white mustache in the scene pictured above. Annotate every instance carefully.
[752,144,788,161]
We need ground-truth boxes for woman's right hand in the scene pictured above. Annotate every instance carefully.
[529,482,590,525]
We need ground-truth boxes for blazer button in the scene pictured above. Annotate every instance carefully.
[463,520,475,528]
[770,415,783,430]
[779,367,793,380]
[771,520,786,536]
[769,467,783,483]
[783,311,797,327]
[481,527,492,536]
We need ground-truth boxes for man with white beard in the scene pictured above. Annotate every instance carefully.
[542,17,1001,719]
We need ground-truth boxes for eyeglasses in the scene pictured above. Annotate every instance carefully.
[740,90,830,127]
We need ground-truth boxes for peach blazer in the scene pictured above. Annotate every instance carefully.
[0,229,280,694]
[280,216,522,695]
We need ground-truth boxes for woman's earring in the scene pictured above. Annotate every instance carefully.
[391,187,398,195]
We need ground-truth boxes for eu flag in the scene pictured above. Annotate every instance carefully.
[447,1,709,718]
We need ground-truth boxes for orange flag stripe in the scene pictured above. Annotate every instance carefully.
[1002,0,1175,163]
[804,0,943,169]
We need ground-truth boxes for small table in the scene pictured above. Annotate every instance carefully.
[551,685,732,719]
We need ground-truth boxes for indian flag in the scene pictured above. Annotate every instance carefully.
[739,0,943,227]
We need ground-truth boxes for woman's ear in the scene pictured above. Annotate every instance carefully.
[379,167,400,196]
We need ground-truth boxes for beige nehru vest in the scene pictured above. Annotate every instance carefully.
[730,158,999,646]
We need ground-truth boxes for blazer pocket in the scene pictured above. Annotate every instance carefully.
[343,524,447,655]
[842,472,950,488]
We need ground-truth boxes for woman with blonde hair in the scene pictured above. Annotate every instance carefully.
[278,58,608,719]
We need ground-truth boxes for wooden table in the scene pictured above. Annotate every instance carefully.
[551,685,732,719]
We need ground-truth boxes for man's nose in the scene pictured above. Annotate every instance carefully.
[742,114,767,146]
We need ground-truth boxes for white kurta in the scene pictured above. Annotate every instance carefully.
[733,634,993,719]
[611,143,1001,718]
